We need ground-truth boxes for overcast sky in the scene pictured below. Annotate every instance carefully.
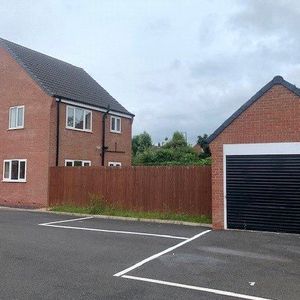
[1,0,300,144]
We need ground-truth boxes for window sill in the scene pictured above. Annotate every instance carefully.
[110,130,122,134]
[7,127,24,131]
[2,179,27,183]
[65,127,93,133]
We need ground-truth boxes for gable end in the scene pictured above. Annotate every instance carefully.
[207,76,300,144]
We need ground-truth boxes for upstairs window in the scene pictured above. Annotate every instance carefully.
[9,106,24,129]
[110,116,121,133]
[3,159,27,182]
[65,160,91,167]
[66,106,92,132]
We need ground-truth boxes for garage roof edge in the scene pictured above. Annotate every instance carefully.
[207,76,300,144]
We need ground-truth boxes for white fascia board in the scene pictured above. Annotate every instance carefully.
[60,99,133,119]
[224,142,300,156]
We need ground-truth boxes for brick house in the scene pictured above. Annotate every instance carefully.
[207,76,300,234]
[0,38,134,208]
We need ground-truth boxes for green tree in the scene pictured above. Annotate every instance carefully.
[133,131,211,166]
[197,134,211,158]
[132,131,152,156]
[163,131,187,149]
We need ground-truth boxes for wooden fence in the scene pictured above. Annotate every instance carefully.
[49,166,212,216]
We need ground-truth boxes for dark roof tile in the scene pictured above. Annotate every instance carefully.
[0,38,133,116]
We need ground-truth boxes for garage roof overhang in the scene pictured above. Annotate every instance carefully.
[207,76,300,144]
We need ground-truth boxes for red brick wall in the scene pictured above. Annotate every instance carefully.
[0,47,53,207]
[105,114,132,166]
[210,85,300,229]
[49,103,132,167]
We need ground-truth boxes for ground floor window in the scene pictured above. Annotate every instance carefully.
[108,162,122,167]
[65,160,91,167]
[3,159,27,182]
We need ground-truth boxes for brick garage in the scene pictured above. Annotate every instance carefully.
[208,76,300,234]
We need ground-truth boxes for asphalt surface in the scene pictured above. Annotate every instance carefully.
[0,209,299,300]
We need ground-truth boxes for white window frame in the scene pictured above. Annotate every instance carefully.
[66,105,92,132]
[110,116,121,133]
[108,161,122,167]
[9,105,25,130]
[65,160,91,167]
[3,159,27,182]
[223,142,300,229]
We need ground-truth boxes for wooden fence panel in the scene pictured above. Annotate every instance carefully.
[49,166,212,216]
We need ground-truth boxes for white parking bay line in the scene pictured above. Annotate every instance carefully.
[114,230,211,277]
[39,216,189,240]
[39,216,94,226]
[122,275,275,300]
[39,223,189,240]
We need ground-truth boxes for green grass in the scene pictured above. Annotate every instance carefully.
[50,204,211,224]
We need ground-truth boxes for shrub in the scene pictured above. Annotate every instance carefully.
[88,194,112,214]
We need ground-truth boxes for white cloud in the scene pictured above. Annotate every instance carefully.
[1,0,300,144]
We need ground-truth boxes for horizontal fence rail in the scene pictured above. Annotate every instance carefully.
[49,166,212,216]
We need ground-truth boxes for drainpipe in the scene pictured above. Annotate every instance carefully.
[56,98,61,166]
[101,106,110,166]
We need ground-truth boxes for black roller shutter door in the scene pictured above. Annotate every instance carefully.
[226,154,300,234]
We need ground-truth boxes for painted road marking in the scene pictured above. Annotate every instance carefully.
[39,217,188,240]
[39,217,275,299]
[122,275,275,300]
[114,230,211,277]
[39,216,94,226]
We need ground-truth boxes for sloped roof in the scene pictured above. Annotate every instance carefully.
[207,76,300,143]
[0,38,133,116]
